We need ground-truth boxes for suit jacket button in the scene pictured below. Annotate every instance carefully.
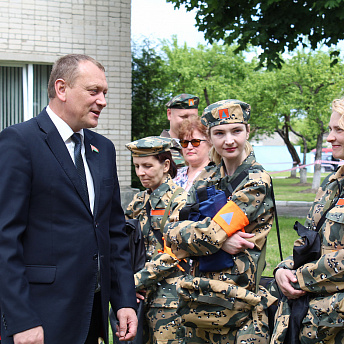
[93,254,98,260]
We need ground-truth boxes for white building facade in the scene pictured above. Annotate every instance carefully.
[0,0,133,195]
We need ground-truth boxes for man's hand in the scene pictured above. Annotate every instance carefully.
[116,307,138,341]
[275,268,307,299]
[13,326,44,344]
[221,231,255,254]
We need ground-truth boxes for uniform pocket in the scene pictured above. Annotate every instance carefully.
[306,293,344,328]
[177,275,261,334]
[323,208,344,253]
[325,208,344,224]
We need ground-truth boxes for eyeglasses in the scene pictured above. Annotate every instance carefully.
[180,139,207,148]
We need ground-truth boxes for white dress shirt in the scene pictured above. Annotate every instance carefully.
[46,106,95,214]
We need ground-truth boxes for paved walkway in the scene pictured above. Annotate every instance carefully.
[276,200,313,218]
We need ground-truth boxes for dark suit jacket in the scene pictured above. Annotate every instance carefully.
[0,109,137,344]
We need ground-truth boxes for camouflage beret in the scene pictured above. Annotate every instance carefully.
[201,99,251,128]
[165,93,199,109]
[125,136,172,157]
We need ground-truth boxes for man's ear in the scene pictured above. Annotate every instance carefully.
[55,79,67,102]
[167,108,172,121]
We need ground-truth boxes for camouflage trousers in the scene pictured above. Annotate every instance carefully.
[271,293,344,344]
[182,314,270,344]
[176,279,274,344]
[145,306,185,344]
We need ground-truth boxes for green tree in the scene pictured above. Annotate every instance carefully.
[161,37,254,110]
[131,39,171,188]
[247,49,344,188]
[244,65,303,177]
[166,0,344,68]
[132,39,170,141]
[287,50,344,190]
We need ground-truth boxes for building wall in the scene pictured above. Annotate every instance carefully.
[0,0,132,189]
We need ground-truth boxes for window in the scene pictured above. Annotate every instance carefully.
[33,64,52,117]
[0,64,52,131]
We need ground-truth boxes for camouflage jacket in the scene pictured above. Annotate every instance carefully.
[126,175,185,307]
[160,129,185,168]
[271,166,344,343]
[165,150,274,291]
[277,165,344,293]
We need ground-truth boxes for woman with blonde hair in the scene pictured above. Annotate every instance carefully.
[272,98,344,343]
[165,99,276,343]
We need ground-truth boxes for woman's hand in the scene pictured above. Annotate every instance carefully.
[275,268,307,299]
[221,231,255,254]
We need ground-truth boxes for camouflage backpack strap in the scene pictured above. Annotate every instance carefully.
[145,187,190,273]
[160,187,190,273]
[160,187,185,232]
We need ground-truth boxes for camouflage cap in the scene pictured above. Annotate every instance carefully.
[201,99,251,128]
[165,93,199,109]
[125,136,172,157]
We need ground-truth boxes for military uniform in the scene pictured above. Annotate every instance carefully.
[125,136,188,344]
[164,99,277,344]
[271,166,344,344]
[165,150,276,344]
[162,93,200,169]
[126,175,186,344]
[160,129,185,168]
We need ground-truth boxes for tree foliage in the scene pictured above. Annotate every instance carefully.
[246,49,344,188]
[132,39,170,141]
[131,39,171,189]
[166,0,344,69]
[161,37,254,112]
[285,50,344,189]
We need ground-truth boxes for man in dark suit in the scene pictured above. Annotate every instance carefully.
[0,54,137,344]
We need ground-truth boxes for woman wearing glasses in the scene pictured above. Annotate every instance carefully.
[173,116,212,191]
[164,100,276,344]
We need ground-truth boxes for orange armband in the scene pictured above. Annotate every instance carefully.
[213,200,249,236]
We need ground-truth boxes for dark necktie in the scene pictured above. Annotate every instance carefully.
[71,133,89,201]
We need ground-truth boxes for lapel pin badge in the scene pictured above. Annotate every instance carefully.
[90,144,99,153]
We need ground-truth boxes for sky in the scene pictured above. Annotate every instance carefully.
[131,0,207,47]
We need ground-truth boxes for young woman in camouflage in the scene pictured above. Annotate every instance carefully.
[125,136,186,344]
[272,98,344,343]
[164,100,276,344]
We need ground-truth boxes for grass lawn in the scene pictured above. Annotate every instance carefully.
[264,215,303,276]
[270,172,328,202]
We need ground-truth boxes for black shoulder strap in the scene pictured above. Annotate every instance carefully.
[270,181,283,261]
[255,178,282,292]
[226,169,249,196]
[196,186,208,202]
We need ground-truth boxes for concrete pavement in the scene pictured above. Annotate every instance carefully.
[275,201,313,218]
